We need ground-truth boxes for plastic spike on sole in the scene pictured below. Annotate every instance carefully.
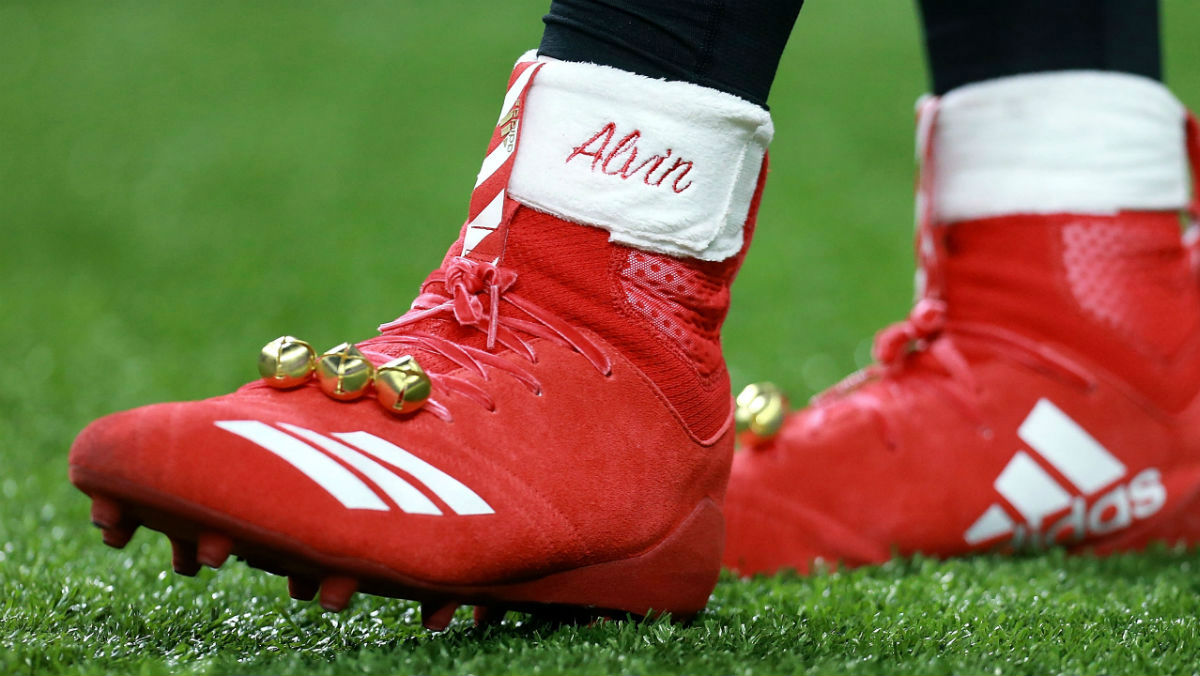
[288,576,318,602]
[318,576,358,612]
[100,523,138,549]
[170,538,201,576]
[421,600,460,632]
[195,532,233,568]
[91,496,138,549]
[472,605,507,627]
[69,467,722,629]
[89,495,123,529]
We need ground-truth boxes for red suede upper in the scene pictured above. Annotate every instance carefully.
[69,164,766,590]
[942,213,1200,412]
[724,212,1200,576]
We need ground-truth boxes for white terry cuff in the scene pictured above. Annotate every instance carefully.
[932,71,1188,223]
[508,55,773,261]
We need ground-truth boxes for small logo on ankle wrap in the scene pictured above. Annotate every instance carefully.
[498,102,521,153]
[964,399,1165,550]
[565,123,694,194]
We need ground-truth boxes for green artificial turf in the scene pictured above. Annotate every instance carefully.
[3,1,1200,674]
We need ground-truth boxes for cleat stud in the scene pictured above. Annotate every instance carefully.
[92,496,139,548]
[90,496,123,529]
[473,605,507,628]
[196,532,234,568]
[170,538,201,576]
[100,523,137,549]
[318,576,358,612]
[288,576,318,601]
[421,600,460,632]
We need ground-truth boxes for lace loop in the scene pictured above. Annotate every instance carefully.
[872,298,947,365]
[441,258,519,349]
[370,257,611,417]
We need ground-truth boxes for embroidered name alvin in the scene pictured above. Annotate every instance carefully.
[565,123,695,194]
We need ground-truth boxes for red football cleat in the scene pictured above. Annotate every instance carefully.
[724,90,1200,576]
[69,54,773,626]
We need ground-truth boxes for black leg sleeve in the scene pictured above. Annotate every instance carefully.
[916,0,1161,95]
[538,0,805,108]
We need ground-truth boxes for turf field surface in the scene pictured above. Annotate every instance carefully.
[3,2,1200,674]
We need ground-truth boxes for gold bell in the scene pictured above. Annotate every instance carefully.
[734,382,788,441]
[315,343,375,401]
[257,336,317,389]
[374,355,433,415]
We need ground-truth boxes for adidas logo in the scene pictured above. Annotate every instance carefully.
[964,399,1165,549]
[214,420,494,516]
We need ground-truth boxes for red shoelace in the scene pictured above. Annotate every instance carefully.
[364,257,612,422]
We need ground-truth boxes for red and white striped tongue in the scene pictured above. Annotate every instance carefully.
[459,57,545,264]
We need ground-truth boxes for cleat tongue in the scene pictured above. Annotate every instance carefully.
[287,576,318,601]
[170,538,201,576]
[196,533,234,568]
[421,600,459,631]
[318,576,357,612]
[472,605,507,627]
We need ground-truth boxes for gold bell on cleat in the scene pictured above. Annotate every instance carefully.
[374,355,433,415]
[734,382,788,441]
[315,343,375,401]
[257,336,317,389]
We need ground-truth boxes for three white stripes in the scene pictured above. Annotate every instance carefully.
[214,420,494,516]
